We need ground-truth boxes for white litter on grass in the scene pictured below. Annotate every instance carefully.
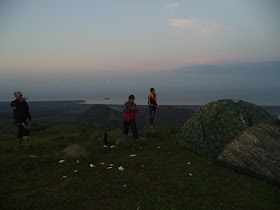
[76,160,80,164]
[59,160,65,163]
[29,155,37,158]
[74,170,78,173]
[90,164,96,168]
[111,145,117,148]
[103,145,108,148]
[187,162,191,165]
[62,176,67,179]
[157,146,160,149]
[109,164,114,167]
[123,184,127,187]
[189,173,193,176]
[108,167,113,169]
[118,166,124,171]
[129,154,136,157]
[100,162,105,165]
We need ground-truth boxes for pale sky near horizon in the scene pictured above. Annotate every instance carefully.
[0,0,279,73]
[1,0,280,105]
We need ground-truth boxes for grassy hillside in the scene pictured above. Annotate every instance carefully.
[0,124,279,209]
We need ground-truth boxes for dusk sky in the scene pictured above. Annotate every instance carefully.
[0,0,279,104]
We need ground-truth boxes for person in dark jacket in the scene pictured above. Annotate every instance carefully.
[123,95,138,140]
[10,91,32,147]
[148,88,158,129]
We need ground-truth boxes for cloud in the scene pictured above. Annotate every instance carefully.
[168,18,220,34]
[168,18,200,28]
[163,3,179,10]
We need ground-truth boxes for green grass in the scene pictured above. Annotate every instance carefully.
[0,125,279,210]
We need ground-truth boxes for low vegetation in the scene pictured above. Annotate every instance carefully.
[0,124,279,209]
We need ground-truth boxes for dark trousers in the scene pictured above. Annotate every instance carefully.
[149,106,156,125]
[123,120,138,139]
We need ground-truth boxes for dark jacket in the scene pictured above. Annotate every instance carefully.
[11,100,31,123]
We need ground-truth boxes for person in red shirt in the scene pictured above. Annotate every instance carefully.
[148,88,158,129]
[123,95,138,140]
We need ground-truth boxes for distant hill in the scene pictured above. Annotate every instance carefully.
[77,104,195,129]
[77,104,122,129]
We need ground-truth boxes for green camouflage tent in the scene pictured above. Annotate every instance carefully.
[217,119,280,183]
[176,99,271,159]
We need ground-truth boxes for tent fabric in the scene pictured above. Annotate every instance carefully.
[176,99,271,158]
[217,120,280,183]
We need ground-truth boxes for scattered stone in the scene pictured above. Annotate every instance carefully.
[90,164,96,168]
[74,170,78,173]
[109,164,114,166]
[118,166,124,171]
[59,160,65,163]
[129,154,136,157]
[76,160,80,164]
[28,155,37,158]
[62,176,67,179]
[187,162,191,165]
[108,167,113,169]
[189,173,193,176]
[100,162,105,165]
[62,144,88,158]
[123,184,127,187]
[103,145,108,148]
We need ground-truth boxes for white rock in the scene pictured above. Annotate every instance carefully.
[187,162,191,165]
[111,145,117,148]
[189,173,193,176]
[74,170,78,173]
[108,167,113,169]
[123,184,127,187]
[76,160,80,164]
[109,164,114,167]
[118,166,124,171]
[100,162,105,165]
[90,164,96,168]
[59,160,65,163]
[62,176,67,178]
[28,155,37,158]
[129,154,136,157]
[157,146,160,149]
[103,145,108,148]
[142,165,144,167]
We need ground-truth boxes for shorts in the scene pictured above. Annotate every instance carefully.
[17,122,29,138]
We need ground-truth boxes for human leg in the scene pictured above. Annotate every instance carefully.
[149,106,156,128]
[123,120,130,135]
[130,120,138,140]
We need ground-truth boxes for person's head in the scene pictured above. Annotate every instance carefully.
[128,95,135,102]
[150,88,155,93]
[14,91,23,100]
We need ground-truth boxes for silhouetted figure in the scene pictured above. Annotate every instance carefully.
[123,95,138,140]
[148,88,158,129]
[10,91,31,147]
